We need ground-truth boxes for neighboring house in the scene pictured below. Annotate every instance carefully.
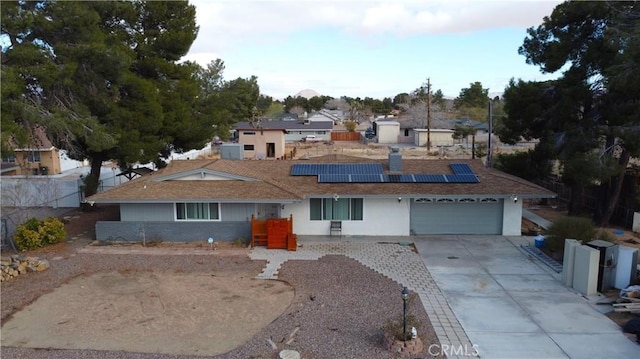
[235,120,333,146]
[276,113,299,121]
[446,119,490,135]
[234,121,286,159]
[307,109,345,124]
[2,126,62,176]
[414,128,456,147]
[382,116,456,147]
[87,151,555,242]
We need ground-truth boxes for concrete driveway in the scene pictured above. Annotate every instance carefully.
[413,235,640,359]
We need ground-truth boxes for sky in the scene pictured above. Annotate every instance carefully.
[182,0,565,100]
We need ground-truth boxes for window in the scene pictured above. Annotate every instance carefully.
[404,129,409,136]
[480,198,498,203]
[458,198,477,203]
[24,152,41,162]
[415,198,432,203]
[176,203,220,220]
[244,144,255,151]
[3,155,16,163]
[310,198,363,221]
[244,131,256,135]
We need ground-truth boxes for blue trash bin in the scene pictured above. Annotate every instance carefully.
[534,235,544,248]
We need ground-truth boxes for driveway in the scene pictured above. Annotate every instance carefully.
[414,235,640,359]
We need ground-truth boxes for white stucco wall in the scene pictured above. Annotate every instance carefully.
[502,199,523,236]
[414,129,455,147]
[284,197,410,236]
[377,122,400,144]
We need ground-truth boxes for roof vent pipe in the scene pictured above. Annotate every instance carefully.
[389,146,402,173]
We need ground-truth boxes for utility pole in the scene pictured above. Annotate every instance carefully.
[426,78,431,151]
[487,99,493,168]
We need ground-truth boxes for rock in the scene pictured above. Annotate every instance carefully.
[36,259,50,271]
[279,349,301,359]
[0,255,50,280]
[17,262,27,274]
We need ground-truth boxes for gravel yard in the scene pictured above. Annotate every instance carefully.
[1,206,442,358]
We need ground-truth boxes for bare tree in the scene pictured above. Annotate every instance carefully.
[399,99,450,129]
[289,105,306,118]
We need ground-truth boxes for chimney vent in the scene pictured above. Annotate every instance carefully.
[389,146,402,172]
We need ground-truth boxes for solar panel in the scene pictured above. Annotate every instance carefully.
[387,174,402,183]
[351,174,384,183]
[294,162,479,184]
[450,163,474,175]
[291,163,383,176]
[444,174,479,183]
[317,174,351,183]
[414,174,447,183]
[385,174,415,183]
[346,163,383,175]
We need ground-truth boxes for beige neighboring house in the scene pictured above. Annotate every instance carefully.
[414,128,455,147]
[234,122,286,160]
[2,126,62,176]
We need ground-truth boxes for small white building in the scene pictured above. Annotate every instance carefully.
[375,121,400,144]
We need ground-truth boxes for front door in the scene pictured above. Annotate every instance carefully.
[256,203,279,219]
[266,142,275,158]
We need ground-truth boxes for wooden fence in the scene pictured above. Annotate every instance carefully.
[251,214,296,251]
[331,132,361,141]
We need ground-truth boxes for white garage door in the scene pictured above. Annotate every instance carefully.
[410,200,503,235]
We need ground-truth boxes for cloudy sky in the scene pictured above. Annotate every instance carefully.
[181,0,565,100]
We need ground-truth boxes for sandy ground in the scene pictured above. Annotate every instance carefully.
[1,270,293,356]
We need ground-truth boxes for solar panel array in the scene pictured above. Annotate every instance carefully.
[450,163,474,175]
[291,163,383,176]
[292,163,479,183]
[318,173,478,183]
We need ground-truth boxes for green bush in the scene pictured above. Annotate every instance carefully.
[544,216,597,253]
[14,217,67,251]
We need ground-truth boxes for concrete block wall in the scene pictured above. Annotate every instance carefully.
[95,221,251,242]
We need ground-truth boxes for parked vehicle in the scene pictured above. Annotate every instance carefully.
[302,135,323,142]
[365,128,375,139]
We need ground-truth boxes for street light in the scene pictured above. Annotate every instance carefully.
[402,287,409,342]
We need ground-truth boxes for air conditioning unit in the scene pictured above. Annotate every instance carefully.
[585,240,619,292]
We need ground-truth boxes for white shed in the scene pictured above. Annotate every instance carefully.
[376,121,400,144]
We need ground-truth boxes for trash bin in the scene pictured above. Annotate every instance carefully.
[534,235,545,248]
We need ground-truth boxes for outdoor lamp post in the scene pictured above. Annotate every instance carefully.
[402,287,409,342]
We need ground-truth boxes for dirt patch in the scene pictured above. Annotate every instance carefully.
[1,271,293,356]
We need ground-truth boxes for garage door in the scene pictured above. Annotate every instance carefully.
[410,199,503,235]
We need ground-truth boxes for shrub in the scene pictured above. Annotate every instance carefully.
[381,293,422,341]
[39,217,67,245]
[233,237,249,247]
[544,216,597,253]
[14,217,67,251]
[383,314,421,341]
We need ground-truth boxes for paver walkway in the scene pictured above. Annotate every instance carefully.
[249,240,474,358]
